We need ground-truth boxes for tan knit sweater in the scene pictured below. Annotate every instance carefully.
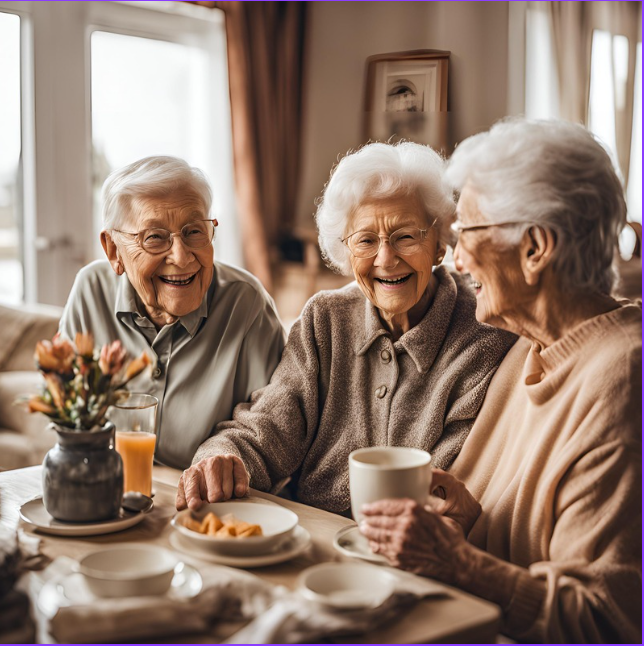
[450,302,642,643]
[195,267,516,512]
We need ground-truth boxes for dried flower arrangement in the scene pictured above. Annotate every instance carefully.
[23,333,151,431]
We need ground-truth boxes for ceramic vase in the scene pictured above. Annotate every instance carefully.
[42,422,123,522]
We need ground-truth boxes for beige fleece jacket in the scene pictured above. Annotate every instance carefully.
[195,267,516,512]
[451,302,642,643]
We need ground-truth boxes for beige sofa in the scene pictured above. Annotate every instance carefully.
[0,304,62,470]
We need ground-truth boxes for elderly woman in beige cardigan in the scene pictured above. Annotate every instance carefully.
[361,119,641,643]
[177,141,515,513]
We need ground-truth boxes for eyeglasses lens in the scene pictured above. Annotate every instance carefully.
[348,227,424,258]
[141,221,215,253]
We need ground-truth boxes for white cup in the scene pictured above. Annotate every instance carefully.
[349,447,432,522]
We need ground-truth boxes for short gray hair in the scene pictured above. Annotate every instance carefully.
[101,156,213,230]
[445,118,627,295]
[315,142,456,275]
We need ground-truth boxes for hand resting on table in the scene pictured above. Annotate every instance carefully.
[176,455,250,510]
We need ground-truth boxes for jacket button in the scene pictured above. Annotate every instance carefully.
[152,367,162,379]
[380,349,392,363]
[375,385,387,399]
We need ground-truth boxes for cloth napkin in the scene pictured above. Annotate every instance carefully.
[31,554,446,644]
[30,556,276,643]
[225,567,447,644]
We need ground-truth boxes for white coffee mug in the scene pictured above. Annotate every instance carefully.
[349,447,432,522]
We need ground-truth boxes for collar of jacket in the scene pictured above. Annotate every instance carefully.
[354,265,458,374]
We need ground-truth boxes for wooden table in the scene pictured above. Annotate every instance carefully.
[0,466,500,643]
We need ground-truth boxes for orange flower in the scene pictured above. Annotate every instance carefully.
[99,341,127,376]
[124,352,152,382]
[35,335,75,373]
[44,373,66,411]
[27,396,55,415]
[75,332,94,358]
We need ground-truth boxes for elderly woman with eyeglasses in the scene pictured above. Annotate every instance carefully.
[360,119,641,643]
[177,142,516,513]
[59,156,285,469]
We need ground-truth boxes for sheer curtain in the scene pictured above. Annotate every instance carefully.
[548,1,640,187]
[191,1,308,292]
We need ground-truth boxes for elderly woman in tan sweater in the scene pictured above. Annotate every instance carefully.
[177,141,515,513]
[360,119,641,643]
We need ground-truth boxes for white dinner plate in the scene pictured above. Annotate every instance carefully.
[169,524,312,568]
[332,525,389,565]
[38,563,202,616]
[19,496,151,537]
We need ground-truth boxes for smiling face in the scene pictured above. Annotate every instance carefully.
[453,184,527,328]
[347,194,444,320]
[104,191,214,327]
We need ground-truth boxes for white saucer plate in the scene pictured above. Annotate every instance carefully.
[332,525,389,565]
[169,524,312,568]
[38,563,202,616]
[19,496,151,537]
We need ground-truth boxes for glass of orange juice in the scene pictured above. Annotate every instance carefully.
[110,393,158,497]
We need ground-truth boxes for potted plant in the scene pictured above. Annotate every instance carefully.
[22,333,151,522]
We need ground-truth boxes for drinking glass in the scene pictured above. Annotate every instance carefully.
[110,393,158,497]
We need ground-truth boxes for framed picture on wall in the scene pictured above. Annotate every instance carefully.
[363,50,450,151]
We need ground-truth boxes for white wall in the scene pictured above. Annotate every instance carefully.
[296,1,513,227]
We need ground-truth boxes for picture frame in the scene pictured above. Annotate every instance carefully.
[363,50,450,151]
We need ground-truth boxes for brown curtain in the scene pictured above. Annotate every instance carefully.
[549,1,640,185]
[190,1,308,292]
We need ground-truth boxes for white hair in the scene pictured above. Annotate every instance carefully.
[315,142,456,275]
[101,156,213,230]
[445,117,627,295]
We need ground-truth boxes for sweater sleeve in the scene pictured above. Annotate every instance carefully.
[192,300,321,492]
[504,438,642,643]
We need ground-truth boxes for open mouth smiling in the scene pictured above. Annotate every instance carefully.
[375,274,412,286]
[157,273,197,286]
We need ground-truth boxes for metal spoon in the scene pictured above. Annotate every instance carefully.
[121,491,154,514]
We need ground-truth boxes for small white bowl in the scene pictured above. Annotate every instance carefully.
[78,544,179,598]
[171,501,298,556]
[297,562,396,610]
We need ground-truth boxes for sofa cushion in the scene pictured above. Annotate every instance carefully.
[0,304,61,373]
[0,371,56,469]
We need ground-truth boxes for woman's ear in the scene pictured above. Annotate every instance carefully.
[434,240,447,266]
[520,226,556,285]
[100,231,124,275]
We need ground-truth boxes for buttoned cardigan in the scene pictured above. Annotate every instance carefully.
[194,266,517,512]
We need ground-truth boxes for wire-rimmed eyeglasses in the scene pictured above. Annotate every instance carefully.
[113,219,218,255]
[451,220,527,235]
[341,222,435,259]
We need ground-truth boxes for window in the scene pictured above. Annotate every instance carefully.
[90,30,238,262]
[0,11,22,304]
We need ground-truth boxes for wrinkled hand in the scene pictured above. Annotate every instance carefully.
[429,469,481,535]
[359,498,472,585]
[175,455,249,511]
